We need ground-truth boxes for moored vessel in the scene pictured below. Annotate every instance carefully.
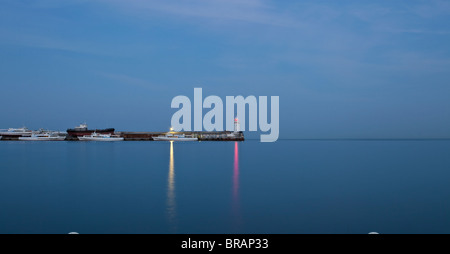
[78,132,124,141]
[67,123,114,137]
[19,132,66,141]
[0,127,32,137]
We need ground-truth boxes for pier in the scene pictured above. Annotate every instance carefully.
[1,131,244,141]
[119,131,244,141]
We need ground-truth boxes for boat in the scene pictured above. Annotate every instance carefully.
[0,127,32,137]
[19,132,66,141]
[78,132,124,141]
[67,123,114,137]
[153,133,198,141]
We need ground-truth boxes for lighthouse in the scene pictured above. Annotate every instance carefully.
[234,118,240,133]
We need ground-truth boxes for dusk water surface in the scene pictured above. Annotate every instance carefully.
[1,140,450,234]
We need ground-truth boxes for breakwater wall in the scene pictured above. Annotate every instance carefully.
[118,131,244,141]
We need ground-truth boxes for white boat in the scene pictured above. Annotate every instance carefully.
[0,127,32,136]
[153,133,198,141]
[78,132,124,141]
[19,132,66,141]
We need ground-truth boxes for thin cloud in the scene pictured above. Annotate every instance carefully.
[97,0,303,28]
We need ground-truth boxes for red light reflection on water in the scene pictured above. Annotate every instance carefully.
[233,141,239,197]
[232,141,242,231]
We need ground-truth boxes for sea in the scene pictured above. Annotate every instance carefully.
[1,139,450,234]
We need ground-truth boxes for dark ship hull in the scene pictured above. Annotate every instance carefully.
[67,128,115,137]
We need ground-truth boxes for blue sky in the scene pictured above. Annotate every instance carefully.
[1,0,450,138]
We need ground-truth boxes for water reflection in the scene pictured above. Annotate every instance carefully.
[233,142,239,199]
[232,141,242,231]
[167,141,176,232]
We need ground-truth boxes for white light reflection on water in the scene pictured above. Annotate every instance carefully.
[167,141,176,232]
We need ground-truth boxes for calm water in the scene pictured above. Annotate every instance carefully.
[1,139,450,234]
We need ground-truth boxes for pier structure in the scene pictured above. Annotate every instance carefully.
[118,131,244,141]
[1,131,244,141]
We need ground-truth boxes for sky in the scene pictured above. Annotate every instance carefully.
[1,0,450,139]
